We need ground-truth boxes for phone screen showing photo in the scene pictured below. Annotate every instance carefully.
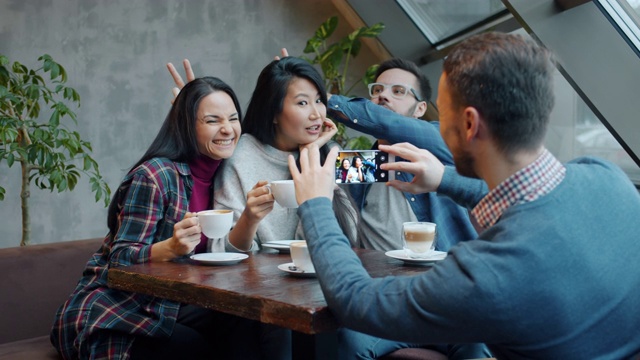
[335,150,390,184]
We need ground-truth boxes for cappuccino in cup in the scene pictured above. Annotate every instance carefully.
[402,222,437,259]
[197,209,233,239]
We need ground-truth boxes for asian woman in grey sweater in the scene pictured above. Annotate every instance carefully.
[213,56,357,252]
[167,56,358,253]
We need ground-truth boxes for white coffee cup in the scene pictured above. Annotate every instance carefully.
[289,241,315,272]
[268,180,298,208]
[197,209,233,239]
[402,222,437,259]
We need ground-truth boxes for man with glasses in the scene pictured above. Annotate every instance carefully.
[367,80,426,117]
[328,58,478,257]
[327,59,490,359]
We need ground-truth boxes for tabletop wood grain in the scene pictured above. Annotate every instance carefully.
[108,248,431,334]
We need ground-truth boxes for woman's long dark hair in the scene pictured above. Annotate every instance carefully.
[242,56,332,166]
[106,76,241,236]
[243,56,328,145]
[351,155,364,167]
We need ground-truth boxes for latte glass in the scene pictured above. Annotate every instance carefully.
[402,222,437,259]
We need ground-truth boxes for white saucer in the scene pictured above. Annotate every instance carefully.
[262,240,298,253]
[277,262,316,278]
[384,250,446,266]
[190,252,249,266]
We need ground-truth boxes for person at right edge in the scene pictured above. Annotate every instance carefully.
[288,32,640,359]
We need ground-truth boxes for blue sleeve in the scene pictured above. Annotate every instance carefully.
[298,197,497,344]
[363,160,376,182]
[328,95,453,165]
[364,170,375,183]
[437,167,488,209]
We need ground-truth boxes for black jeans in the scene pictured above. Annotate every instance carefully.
[130,304,291,359]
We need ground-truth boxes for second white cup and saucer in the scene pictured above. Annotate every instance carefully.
[262,240,298,253]
[278,241,316,278]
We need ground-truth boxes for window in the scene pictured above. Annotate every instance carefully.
[597,0,640,54]
[397,0,507,47]
[544,53,640,185]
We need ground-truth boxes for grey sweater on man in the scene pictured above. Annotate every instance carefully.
[300,157,640,359]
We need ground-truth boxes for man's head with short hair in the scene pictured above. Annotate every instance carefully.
[370,58,432,118]
[442,32,555,154]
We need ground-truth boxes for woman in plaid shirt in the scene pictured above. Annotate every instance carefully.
[50,77,290,359]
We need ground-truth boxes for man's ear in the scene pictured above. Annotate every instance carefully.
[413,101,428,118]
[463,107,481,143]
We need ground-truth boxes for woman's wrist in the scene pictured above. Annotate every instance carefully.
[229,214,258,251]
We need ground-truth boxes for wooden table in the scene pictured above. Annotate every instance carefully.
[108,248,431,358]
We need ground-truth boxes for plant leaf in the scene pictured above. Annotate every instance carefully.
[58,178,67,192]
[360,23,385,37]
[0,66,9,84]
[51,63,60,80]
[364,64,379,84]
[350,39,363,57]
[316,16,338,40]
[303,37,323,54]
[27,84,40,100]
[49,109,60,127]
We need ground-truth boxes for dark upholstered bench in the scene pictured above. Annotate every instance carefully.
[0,238,103,360]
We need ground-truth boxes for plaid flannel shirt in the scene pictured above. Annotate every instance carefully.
[51,158,193,359]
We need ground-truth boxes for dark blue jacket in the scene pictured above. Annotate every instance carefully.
[328,95,479,250]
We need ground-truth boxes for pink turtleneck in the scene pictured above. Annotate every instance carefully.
[188,154,222,253]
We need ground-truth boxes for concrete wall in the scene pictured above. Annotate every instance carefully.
[0,0,378,248]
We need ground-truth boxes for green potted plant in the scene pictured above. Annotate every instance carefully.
[301,16,384,150]
[0,54,111,246]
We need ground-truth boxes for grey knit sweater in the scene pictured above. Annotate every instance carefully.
[212,134,357,252]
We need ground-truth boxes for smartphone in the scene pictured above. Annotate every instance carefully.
[335,150,394,184]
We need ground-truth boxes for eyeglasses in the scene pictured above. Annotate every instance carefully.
[367,83,423,102]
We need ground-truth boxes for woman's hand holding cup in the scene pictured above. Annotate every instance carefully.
[169,212,202,256]
[243,180,275,223]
